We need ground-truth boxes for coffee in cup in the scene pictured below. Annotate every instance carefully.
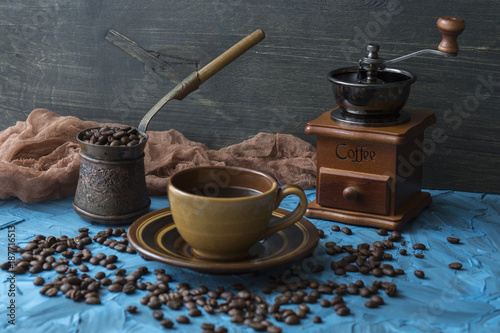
[167,166,308,261]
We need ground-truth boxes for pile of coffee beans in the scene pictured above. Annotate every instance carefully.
[2,224,466,332]
[81,126,146,147]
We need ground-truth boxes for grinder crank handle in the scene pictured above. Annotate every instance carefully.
[138,29,265,133]
[373,16,466,66]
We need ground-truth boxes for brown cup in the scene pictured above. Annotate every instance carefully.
[167,166,308,261]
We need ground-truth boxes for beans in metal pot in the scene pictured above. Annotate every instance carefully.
[82,126,146,147]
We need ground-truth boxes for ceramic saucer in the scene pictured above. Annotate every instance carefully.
[127,207,319,274]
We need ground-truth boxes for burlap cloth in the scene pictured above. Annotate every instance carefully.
[0,109,317,202]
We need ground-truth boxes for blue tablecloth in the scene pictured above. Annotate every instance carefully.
[1,190,499,333]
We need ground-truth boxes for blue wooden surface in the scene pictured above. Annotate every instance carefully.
[1,189,499,332]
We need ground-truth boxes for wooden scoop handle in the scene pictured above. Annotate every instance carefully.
[198,29,265,84]
[437,16,466,54]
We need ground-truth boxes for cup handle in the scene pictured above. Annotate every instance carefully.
[261,184,308,239]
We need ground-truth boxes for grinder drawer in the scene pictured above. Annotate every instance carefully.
[317,167,390,215]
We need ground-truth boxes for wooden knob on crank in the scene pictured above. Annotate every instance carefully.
[437,16,466,54]
[343,187,358,201]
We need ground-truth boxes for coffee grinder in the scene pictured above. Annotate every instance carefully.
[305,16,465,230]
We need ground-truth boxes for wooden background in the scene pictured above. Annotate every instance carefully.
[1,0,499,193]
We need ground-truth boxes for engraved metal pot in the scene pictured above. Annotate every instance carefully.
[73,128,151,225]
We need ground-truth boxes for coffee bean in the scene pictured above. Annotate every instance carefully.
[89,257,99,265]
[336,306,350,316]
[399,249,407,255]
[447,237,460,244]
[395,269,405,275]
[175,315,190,324]
[91,253,104,261]
[63,289,79,301]
[29,265,43,274]
[266,326,282,333]
[317,229,325,238]
[372,268,383,277]
[290,295,303,304]
[33,277,45,286]
[284,314,300,325]
[160,319,174,329]
[152,311,164,320]
[414,270,425,279]
[188,308,202,317]
[9,264,26,274]
[388,231,401,241]
[384,284,397,297]
[114,244,127,252]
[370,295,384,305]
[230,314,244,323]
[449,262,463,270]
[382,268,396,277]
[341,227,352,235]
[331,225,340,232]
[303,295,317,304]
[413,243,426,250]
[101,278,112,286]
[359,266,370,275]
[71,256,82,265]
[108,284,123,292]
[148,299,162,310]
[319,299,331,307]
[201,323,215,330]
[55,264,68,273]
[346,285,359,295]
[376,228,388,236]
[330,295,344,305]
[59,283,71,293]
[80,237,92,245]
[414,253,425,259]
[106,254,118,263]
[123,283,136,294]
[126,305,137,313]
[86,296,101,305]
[365,300,379,308]
[67,276,82,285]
[344,264,359,272]
[0,261,12,270]
[61,250,74,258]
[298,303,310,314]
[359,287,372,297]
[45,287,59,297]
[167,300,182,310]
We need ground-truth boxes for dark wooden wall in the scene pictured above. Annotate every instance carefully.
[1,0,499,193]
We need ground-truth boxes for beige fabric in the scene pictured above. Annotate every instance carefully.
[0,109,317,202]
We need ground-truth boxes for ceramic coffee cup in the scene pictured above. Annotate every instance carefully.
[167,166,308,261]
